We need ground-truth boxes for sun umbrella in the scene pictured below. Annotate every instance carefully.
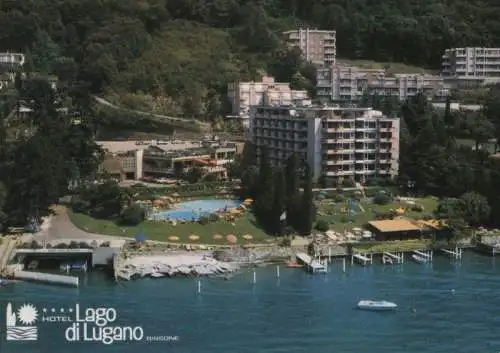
[172,193,180,197]
[226,234,237,244]
[213,234,223,240]
[244,198,253,204]
[242,234,253,241]
[168,236,179,241]
[188,234,200,241]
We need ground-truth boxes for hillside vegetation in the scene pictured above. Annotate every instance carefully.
[2,0,500,119]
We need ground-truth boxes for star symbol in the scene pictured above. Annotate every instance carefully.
[43,308,47,313]
[51,308,55,313]
[60,308,65,313]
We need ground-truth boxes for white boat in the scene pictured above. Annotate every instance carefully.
[357,300,397,311]
[150,272,165,278]
[411,254,428,264]
[382,255,393,265]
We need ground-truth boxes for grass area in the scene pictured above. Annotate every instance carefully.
[352,239,432,253]
[338,59,433,75]
[316,196,439,232]
[68,209,271,245]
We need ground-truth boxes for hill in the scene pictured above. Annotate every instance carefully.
[2,0,499,120]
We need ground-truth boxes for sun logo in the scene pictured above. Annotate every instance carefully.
[17,304,38,325]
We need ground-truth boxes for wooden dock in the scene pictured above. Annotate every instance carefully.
[351,253,372,266]
[14,270,79,287]
[295,252,327,273]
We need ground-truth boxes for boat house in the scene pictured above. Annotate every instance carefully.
[367,218,426,241]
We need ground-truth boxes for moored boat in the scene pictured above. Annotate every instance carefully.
[411,254,428,264]
[357,300,397,311]
[150,272,165,278]
[382,255,393,265]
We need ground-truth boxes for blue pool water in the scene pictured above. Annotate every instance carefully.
[154,199,241,221]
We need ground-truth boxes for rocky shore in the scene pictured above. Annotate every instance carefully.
[115,251,238,280]
[115,247,292,280]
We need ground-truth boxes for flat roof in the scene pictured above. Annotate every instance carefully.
[368,219,421,233]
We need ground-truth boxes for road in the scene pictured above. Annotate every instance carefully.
[93,96,210,131]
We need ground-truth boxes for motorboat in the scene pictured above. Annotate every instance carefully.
[150,272,165,278]
[60,262,88,271]
[411,254,428,264]
[27,260,39,270]
[357,300,398,311]
[382,255,393,265]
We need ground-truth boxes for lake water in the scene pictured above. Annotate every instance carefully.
[1,252,500,352]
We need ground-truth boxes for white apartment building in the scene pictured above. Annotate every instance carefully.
[249,105,399,185]
[227,76,308,128]
[317,66,449,102]
[442,47,500,87]
[283,29,336,66]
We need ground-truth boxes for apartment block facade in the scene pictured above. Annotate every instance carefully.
[283,29,336,66]
[442,47,500,87]
[317,66,449,102]
[227,76,309,128]
[249,105,399,185]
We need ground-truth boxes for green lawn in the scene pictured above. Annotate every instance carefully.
[316,196,439,232]
[68,209,271,245]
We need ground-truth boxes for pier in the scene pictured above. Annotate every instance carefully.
[295,252,327,273]
[13,270,79,287]
[351,253,373,266]
[441,247,463,260]
[383,252,404,264]
[413,250,433,261]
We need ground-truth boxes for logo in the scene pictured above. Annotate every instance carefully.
[5,303,178,344]
[6,303,39,341]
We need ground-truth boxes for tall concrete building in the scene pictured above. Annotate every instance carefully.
[249,105,400,185]
[283,29,336,66]
[442,47,500,87]
[227,76,309,128]
[317,66,449,102]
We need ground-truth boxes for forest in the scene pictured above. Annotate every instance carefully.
[2,0,500,118]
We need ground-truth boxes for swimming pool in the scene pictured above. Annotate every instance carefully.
[153,199,242,221]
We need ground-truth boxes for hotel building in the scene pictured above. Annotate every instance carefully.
[227,76,309,128]
[249,105,399,185]
[283,29,336,66]
[97,139,239,181]
[442,47,500,87]
[317,66,449,102]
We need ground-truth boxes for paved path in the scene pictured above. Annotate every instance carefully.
[93,96,210,131]
[34,206,128,243]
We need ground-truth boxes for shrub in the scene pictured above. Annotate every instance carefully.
[54,242,68,249]
[208,213,219,222]
[120,204,146,226]
[79,242,91,249]
[198,216,209,225]
[100,241,111,247]
[29,240,41,249]
[411,204,424,212]
[69,241,79,249]
[333,194,345,203]
[280,236,292,247]
[373,194,391,205]
[342,178,355,187]
[315,220,330,232]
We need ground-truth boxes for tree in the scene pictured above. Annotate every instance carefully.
[297,163,314,235]
[271,168,286,235]
[253,146,275,229]
[458,191,490,227]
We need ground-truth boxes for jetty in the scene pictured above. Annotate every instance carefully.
[13,270,79,287]
[295,252,327,273]
[383,252,404,264]
[440,247,463,260]
[413,250,433,261]
[351,253,373,266]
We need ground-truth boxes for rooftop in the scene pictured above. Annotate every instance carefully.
[368,219,421,233]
